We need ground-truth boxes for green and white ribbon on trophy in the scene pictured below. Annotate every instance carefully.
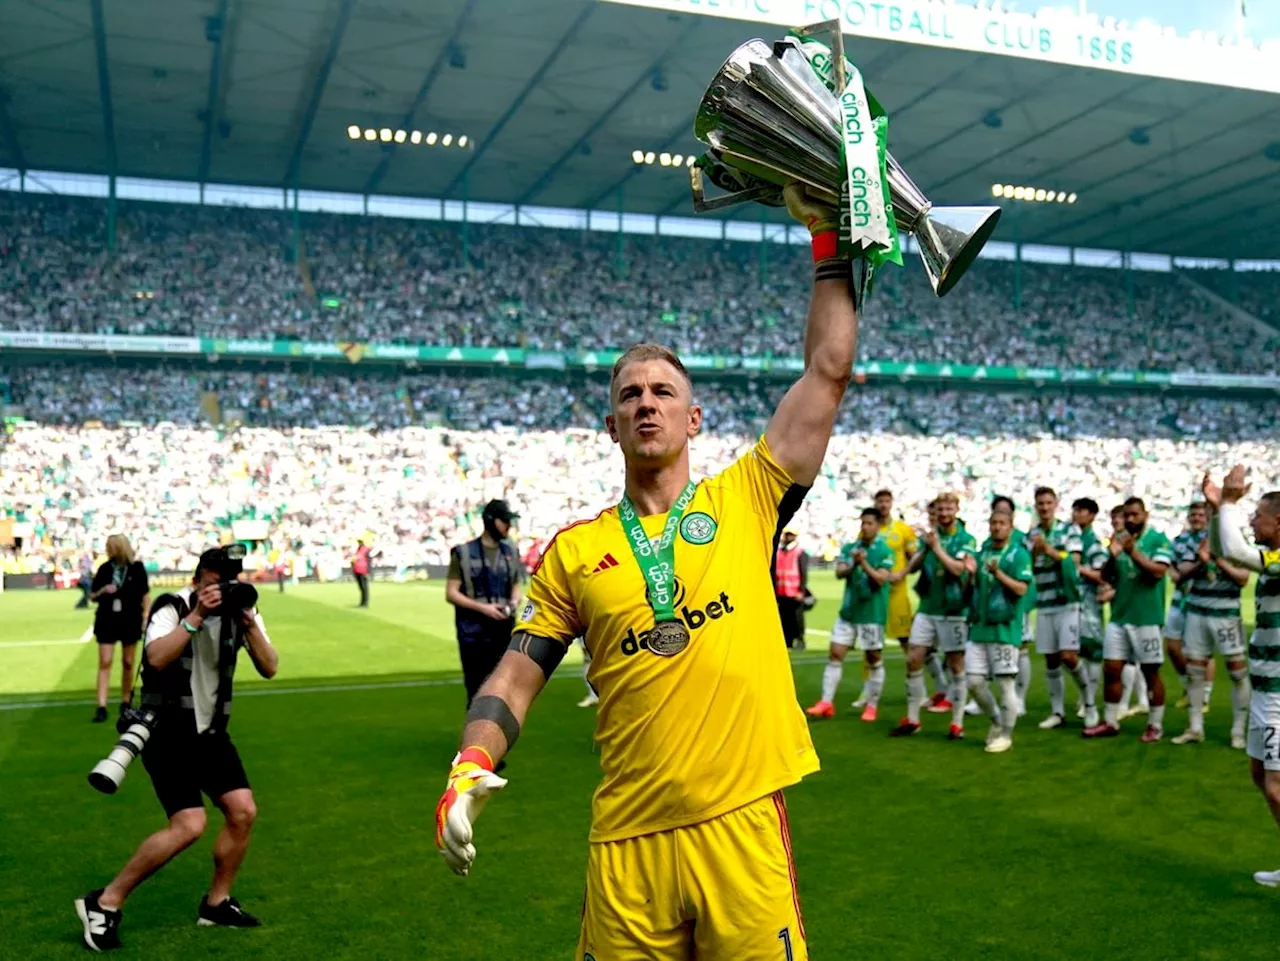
[787,32,903,280]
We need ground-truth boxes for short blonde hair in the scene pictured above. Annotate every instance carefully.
[105,534,135,564]
[609,343,693,399]
[936,492,960,507]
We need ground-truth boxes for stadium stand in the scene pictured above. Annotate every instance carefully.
[3,192,1278,373]
[4,363,1278,579]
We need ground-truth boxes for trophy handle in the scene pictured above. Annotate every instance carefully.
[689,165,779,213]
[791,18,845,93]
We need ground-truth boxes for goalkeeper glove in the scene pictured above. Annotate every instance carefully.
[784,182,841,263]
[435,746,508,876]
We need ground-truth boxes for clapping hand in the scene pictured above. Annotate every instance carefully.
[1203,464,1250,509]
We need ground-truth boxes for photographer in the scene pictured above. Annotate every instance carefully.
[76,546,278,952]
[445,499,525,709]
[90,534,151,724]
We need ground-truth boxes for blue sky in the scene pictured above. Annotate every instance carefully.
[1054,0,1277,39]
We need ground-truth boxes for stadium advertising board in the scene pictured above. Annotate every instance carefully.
[4,331,1276,393]
[0,331,200,354]
[599,0,1280,95]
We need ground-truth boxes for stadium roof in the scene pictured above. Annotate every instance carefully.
[1,0,1277,259]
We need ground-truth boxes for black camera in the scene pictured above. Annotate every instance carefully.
[89,706,158,794]
[200,544,258,614]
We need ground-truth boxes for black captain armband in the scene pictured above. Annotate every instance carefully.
[813,259,851,283]
[508,631,568,680]
[467,695,521,751]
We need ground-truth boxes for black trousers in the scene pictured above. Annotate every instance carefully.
[355,573,369,607]
[777,596,805,648]
[459,631,512,707]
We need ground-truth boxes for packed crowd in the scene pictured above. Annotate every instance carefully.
[3,192,1279,373]
[4,367,1276,578]
[5,363,1279,440]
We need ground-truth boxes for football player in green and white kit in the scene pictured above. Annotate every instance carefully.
[806,509,895,722]
[1166,504,1213,710]
[992,495,1033,716]
[1172,507,1252,747]
[967,508,1034,754]
[892,493,977,739]
[1202,466,1280,887]
[1026,487,1097,730]
[1071,498,1112,718]
[1085,497,1172,742]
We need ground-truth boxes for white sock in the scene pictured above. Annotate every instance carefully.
[866,662,886,707]
[582,654,592,693]
[1205,680,1215,705]
[1177,669,1190,696]
[907,669,927,724]
[1105,701,1120,727]
[1148,702,1165,731]
[1230,668,1251,736]
[1120,663,1137,710]
[821,660,843,704]
[1069,660,1095,708]
[997,676,1019,734]
[1046,665,1065,716]
[950,671,967,727]
[1016,649,1032,705]
[968,674,999,720]
[1187,663,1207,735]
[926,651,946,695]
[1135,669,1149,709]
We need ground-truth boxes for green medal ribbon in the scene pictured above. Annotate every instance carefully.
[618,481,699,624]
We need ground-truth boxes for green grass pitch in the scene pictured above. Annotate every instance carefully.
[2,575,1278,959]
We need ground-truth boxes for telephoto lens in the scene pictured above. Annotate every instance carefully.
[88,708,158,794]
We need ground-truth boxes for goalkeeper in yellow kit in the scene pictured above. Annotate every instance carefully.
[434,185,858,960]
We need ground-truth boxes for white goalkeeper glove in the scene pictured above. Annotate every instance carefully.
[434,747,508,876]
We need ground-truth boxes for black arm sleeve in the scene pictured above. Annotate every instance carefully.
[508,631,568,680]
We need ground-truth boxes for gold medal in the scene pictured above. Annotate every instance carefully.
[648,620,691,657]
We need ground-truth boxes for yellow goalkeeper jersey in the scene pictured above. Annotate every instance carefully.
[880,516,918,577]
[519,436,819,843]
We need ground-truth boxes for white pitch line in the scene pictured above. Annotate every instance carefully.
[0,652,858,712]
[0,638,93,649]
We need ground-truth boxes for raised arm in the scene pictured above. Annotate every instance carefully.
[764,186,857,487]
[1204,467,1267,573]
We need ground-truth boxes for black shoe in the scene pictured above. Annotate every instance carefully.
[198,896,261,928]
[75,889,122,951]
[92,707,108,724]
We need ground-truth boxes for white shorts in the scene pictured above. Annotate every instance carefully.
[909,614,969,654]
[1247,692,1280,772]
[1103,623,1164,665]
[831,619,884,652]
[965,642,1020,678]
[1183,613,1246,661]
[1163,605,1186,641]
[1034,606,1081,655]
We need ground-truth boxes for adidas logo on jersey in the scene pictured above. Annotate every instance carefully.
[621,591,736,656]
[592,553,620,574]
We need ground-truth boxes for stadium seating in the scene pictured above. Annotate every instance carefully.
[4,363,1277,578]
[3,192,1278,373]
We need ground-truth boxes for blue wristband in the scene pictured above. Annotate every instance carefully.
[180,618,199,635]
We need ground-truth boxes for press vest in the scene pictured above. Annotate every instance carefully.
[453,537,519,643]
[140,590,241,735]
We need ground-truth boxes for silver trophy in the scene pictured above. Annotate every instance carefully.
[691,21,1000,297]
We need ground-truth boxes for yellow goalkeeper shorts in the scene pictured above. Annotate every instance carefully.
[576,791,807,961]
[887,583,915,640]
